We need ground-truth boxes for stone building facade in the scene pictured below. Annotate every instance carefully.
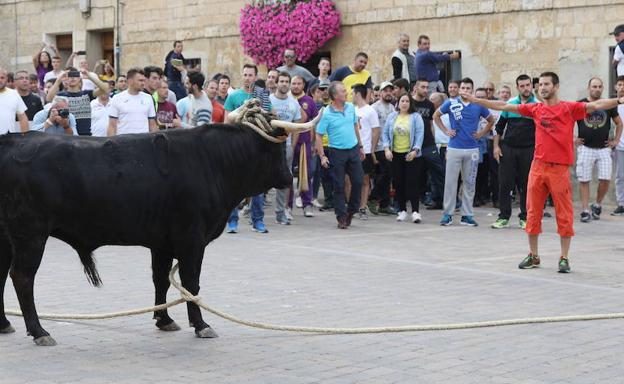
[1,0,623,99]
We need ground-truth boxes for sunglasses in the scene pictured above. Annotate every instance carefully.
[284,54,296,59]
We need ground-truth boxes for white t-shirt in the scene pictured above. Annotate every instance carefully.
[434,114,451,146]
[614,45,624,77]
[82,78,96,91]
[356,104,380,154]
[90,98,111,137]
[108,90,155,135]
[43,70,62,84]
[0,88,27,134]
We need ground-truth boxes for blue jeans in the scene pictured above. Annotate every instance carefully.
[228,194,265,226]
[168,80,187,101]
[328,146,363,219]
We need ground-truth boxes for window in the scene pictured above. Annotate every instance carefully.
[434,50,462,93]
[299,51,331,78]
[184,58,202,72]
[609,46,617,97]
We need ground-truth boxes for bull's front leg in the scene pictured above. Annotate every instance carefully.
[150,249,180,332]
[175,243,217,338]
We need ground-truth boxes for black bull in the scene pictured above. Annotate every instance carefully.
[0,124,292,345]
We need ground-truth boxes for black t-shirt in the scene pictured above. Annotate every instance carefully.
[58,90,95,136]
[20,93,43,121]
[576,97,618,148]
[413,99,436,148]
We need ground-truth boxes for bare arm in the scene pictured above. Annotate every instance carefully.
[32,43,45,69]
[85,70,110,97]
[611,115,623,148]
[107,117,118,136]
[474,114,496,139]
[149,119,158,133]
[17,113,29,133]
[46,72,65,103]
[371,127,381,155]
[433,109,453,136]
[65,52,76,68]
[585,97,624,114]
[460,92,520,113]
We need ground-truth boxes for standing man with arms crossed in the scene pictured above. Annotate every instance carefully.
[464,72,624,273]
[574,77,622,223]
[491,74,537,229]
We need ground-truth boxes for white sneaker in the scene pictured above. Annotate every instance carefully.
[295,196,303,208]
[303,206,314,217]
[285,208,294,221]
[412,211,422,223]
[312,198,323,208]
[397,211,408,222]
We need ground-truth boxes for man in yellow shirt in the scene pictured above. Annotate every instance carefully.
[330,52,373,102]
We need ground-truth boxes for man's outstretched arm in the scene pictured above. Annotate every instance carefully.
[460,92,520,113]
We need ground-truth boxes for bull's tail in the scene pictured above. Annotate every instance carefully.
[77,249,102,287]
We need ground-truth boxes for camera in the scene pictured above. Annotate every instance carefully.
[58,109,70,118]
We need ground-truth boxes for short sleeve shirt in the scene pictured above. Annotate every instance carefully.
[518,101,587,165]
[0,88,27,134]
[316,102,358,150]
[270,94,301,123]
[576,97,617,148]
[356,104,380,154]
[224,89,252,112]
[439,98,491,149]
[614,44,624,77]
[109,90,156,135]
[57,90,95,135]
[329,66,373,102]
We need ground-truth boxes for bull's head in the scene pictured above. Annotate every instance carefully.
[226,98,322,191]
[226,99,322,142]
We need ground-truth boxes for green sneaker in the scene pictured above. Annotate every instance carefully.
[519,219,527,229]
[518,253,540,269]
[367,201,379,215]
[558,257,571,273]
[491,218,509,229]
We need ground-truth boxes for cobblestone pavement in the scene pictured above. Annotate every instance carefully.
[2,203,624,383]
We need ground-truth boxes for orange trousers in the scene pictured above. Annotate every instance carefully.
[525,160,574,237]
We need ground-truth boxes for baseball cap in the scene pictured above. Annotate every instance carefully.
[610,24,624,35]
[318,79,330,89]
[379,81,394,90]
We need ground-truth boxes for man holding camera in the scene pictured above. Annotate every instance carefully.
[31,96,77,135]
[46,66,109,136]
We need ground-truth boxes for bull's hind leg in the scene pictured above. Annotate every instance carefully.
[10,234,55,346]
[150,249,180,331]
[175,242,217,338]
[0,230,15,334]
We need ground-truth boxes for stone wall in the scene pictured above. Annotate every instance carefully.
[2,0,623,99]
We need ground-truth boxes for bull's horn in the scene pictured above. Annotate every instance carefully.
[270,107,324,133]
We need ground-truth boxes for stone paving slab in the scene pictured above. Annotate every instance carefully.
[2,204,624,383]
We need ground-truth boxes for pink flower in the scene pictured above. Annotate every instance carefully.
[240,0,341,68]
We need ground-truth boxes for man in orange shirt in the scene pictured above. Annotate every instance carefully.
[463,72,624,273]
[204,79,224,123]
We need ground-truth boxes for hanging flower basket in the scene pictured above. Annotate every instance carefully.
[240,0,341,69]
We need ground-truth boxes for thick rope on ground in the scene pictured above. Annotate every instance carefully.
[7,262,624,333]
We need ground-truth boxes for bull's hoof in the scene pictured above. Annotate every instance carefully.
[195,326,218,338]
[33,335,57,346]
[0,324,15,334]
[158,321,181,332]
